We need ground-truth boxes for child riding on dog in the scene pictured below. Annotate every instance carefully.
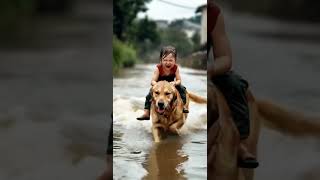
[137,46,189,120]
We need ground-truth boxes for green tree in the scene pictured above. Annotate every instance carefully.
[191,31,201,51]
[169,15,201,29]
[160,28,193,57]
[135,17,160,45]
[113,0,151,41]
[129,17,161,57]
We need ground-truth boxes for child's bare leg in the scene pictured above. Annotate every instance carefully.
[137,91,152,120]
[137,109,150,120]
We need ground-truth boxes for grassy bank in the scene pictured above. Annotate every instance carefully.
[113,37,138,75]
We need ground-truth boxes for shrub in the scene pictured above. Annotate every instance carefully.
[113,36,138,74]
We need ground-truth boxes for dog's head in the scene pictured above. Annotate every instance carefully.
[152,81,177,115]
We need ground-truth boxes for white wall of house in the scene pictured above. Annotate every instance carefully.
[200,7,207,45]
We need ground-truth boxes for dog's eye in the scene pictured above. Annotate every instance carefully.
[165,92,171,96]
[155,91,160,95]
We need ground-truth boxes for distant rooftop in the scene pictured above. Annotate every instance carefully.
[196,4,207,13]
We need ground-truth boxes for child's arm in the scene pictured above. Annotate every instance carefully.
[151,68,159,86]
[173,67,181,85]
[209,12,232,78]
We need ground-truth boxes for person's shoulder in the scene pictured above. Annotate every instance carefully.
[208,2,222,19]
[208,2,222,33]
[156,64,162,70]
[208,2,221,12]
[172,64,178,72]
[155,64,162,73]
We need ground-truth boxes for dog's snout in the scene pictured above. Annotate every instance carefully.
[158,101,165,108]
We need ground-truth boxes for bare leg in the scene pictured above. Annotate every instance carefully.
[238,141,259,168]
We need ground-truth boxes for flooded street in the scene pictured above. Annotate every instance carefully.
[113,64,207,179]
[224,10,320,180]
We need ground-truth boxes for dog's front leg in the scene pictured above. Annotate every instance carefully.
[169,119,184,136]
[151,112,162,142]
[152,126,161,142]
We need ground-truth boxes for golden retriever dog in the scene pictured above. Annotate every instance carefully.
[150,81,206,142]
[208,82,320,180]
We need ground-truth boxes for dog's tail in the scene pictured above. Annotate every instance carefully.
[256,99,320,137]
[188,92,207,104]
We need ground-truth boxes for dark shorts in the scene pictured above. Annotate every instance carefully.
[212,71,250,139]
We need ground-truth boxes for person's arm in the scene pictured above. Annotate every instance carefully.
[173,67,181,85]
[151,68,160,86]
[208,12,232,79]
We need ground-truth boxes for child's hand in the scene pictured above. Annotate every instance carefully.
[170,81,176,86]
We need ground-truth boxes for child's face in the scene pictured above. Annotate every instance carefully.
[161,53,176,69]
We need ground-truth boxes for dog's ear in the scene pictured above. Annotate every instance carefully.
[150,87,155,102]
[169,89,178,108]
[172,88,178,103]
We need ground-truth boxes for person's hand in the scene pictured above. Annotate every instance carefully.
[170,81,176,86]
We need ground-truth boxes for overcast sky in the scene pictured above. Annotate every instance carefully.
[138,0,207,21]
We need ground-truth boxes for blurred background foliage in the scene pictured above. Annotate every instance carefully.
[113,0,203,74]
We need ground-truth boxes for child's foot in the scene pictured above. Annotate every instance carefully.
[238,157,259,169]
[136,115,150,120]
[136,110,150,120]
[183,107,189,113]
[237,142,259,169]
